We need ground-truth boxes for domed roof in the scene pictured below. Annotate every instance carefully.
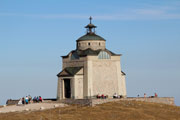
[77,17,106,42]
[77,33,105,41]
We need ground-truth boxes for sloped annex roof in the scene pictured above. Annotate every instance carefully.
[62,48,121,58]
[121,71,126,76]
[57,67,83,77]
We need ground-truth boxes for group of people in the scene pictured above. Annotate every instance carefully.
[144,93,158,98]
[33,96,43,103]
[113,93,123,98]
[18,95,43,105]
[96,94,108,99]
[137,93,158,98]
[96,93,124,99]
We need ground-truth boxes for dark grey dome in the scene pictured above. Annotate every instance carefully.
[77,33,105,41]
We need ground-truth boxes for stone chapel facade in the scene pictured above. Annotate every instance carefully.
[57,17,127,100]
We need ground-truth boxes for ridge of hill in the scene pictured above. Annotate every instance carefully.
[0,100,180,120]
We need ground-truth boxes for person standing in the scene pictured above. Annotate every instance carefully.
[22,97,25,104]
[155,93,158,97]
[144,93,146,98]
[39,96,43,102]
[25,96,29,104]
[28,95,32,103]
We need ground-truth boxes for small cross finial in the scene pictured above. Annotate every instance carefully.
[89,16,92,24]
[85,16,96,34]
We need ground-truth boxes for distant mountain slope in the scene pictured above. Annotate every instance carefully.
[0,100,180,120]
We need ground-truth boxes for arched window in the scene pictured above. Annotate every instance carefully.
[99,42,101,46]
[71,52,79,60]
[98,51,110,59]
[88,43,90,46]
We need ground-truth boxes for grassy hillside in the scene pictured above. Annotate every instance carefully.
[0,100,180,120]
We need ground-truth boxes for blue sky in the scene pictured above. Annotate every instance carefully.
[0,0,180,105]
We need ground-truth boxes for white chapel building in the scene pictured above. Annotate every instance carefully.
[57,17,127,99]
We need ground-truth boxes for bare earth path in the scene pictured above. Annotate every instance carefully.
[0,102,67,113]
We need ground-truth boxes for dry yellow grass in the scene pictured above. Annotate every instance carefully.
[0,100,180,120]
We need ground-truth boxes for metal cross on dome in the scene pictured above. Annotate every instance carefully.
[85,16,97,34]
[89,16,92,24]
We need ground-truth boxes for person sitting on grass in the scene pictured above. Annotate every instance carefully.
[97,94,101,99]
[113,93,118,98]
[101,94,105,99]
[119,95,123,98]
[17,98,23,106]
[33,96,37,103]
